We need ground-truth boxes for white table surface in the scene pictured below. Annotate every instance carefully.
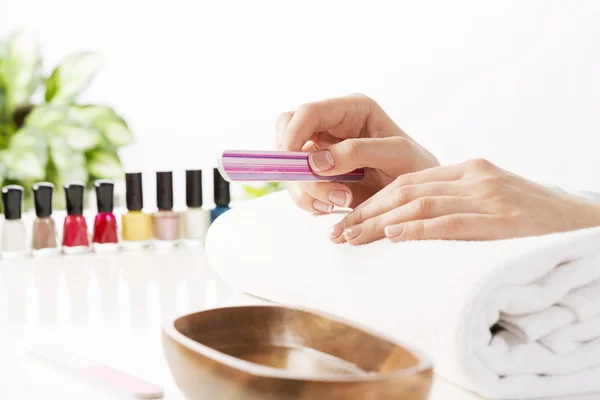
[0,247,484,399]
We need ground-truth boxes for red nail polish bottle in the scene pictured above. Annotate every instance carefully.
[92,180,119,252]
[63,183,90,254]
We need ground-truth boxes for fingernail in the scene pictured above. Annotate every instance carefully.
[313,200,332,213]
[328,190,351,208]
[278,145,284,151]
[385,224,404,238]
[343,225,362,240]
[309,150,334,172]
[328,222,344,239]
[303,141,318,152]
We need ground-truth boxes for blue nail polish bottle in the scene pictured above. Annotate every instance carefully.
[211,168,230,222]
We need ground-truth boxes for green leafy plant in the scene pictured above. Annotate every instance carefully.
[0,30,133,210]
[241,182,285,199]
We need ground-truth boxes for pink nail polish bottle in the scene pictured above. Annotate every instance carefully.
[152,171,180,249]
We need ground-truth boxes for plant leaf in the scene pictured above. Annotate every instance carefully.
[0,40,7,124]
[241,182,285,199]
[4,152,44,180]
[0,30,41,113]
[49,123,100,151]
[49,137,87,182]
[3,127,46,180]
[267,181,285,190]
[68,105,133,147]
[45,52,103,105]
[10,127,47,160]
[99,119,133,146]
[0,40,7,64]
[67,104,116,122]
[0,88,6,125]
[48,137,70,171]
[24,105,67,128]
[0,156,6,187]
[87,150,123,178]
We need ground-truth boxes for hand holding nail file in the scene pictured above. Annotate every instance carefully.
[27,345,164,399]
[218,150,365,182]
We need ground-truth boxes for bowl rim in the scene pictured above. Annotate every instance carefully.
[162,304,433,382]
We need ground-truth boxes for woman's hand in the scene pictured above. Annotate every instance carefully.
[275,94,439,213]
[330,158,600,244]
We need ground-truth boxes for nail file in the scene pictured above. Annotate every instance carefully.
[217,150,365,182]
[26,345,164,399]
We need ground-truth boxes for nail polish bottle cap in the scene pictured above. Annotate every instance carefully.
[1,185,23,220]
[64,182,85,216]
[95,180,114,213]
[213,168,230,206]
[156,171,173,210]
[32,182,54,218]
[125,172,143,211]
[186,170,203,208]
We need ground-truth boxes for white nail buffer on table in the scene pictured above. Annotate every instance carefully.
[26,345,164,399]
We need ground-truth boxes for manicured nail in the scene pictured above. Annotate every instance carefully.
[385,224,404,238]
[328,190,351,208]
[309,150,334,172]
[343,225,362,240]
[328,222,344,239]
[313,199,332,213]
[303,141,318,153]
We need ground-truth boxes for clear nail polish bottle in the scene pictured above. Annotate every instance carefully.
[1,185,29,259]
[152,171,180,249]
[211,168,231,222]
[31,182,60,257]
[181,170,211,247]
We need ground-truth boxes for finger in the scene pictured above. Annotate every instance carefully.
[386,214,507,242]
[331,168,467,237]
[338,181,468,232]
[341,196,476,245]
[287,182,352,214]
[302,141,319,152]
[282,94,374,151]
[287,183,326,214]
[346,163,468,216]
[308,136,412,175]
[288,184,332,214]
[310,131,341,149]
[300,181,353,210]
[275,111,294,149]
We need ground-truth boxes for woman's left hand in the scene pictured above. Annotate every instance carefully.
[330,158,600,244]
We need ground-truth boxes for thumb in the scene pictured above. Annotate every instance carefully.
[308,136,409,176]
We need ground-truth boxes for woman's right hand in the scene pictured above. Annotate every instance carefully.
[275,94,439,213]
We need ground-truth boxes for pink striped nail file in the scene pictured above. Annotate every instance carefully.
[218,150,365,182]
[26,345,164,399]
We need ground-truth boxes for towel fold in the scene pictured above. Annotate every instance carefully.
[205,191,600,399]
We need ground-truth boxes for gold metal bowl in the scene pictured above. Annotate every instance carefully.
[162,305,433,400]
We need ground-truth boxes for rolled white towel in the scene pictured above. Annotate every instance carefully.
[206,191,600,399]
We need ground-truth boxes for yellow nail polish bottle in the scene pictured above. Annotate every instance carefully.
[121,173,152,250]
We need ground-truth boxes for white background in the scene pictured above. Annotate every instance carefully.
[3,0,600,206]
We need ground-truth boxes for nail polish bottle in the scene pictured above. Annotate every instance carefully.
[1,185,29,259]
[181,170,211,246]
[62,182,90,254]
[211,168,231,222]
[92,180,119,252]
[31,182,59,257]
[152,171,180,248]
[121,172,152,250]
